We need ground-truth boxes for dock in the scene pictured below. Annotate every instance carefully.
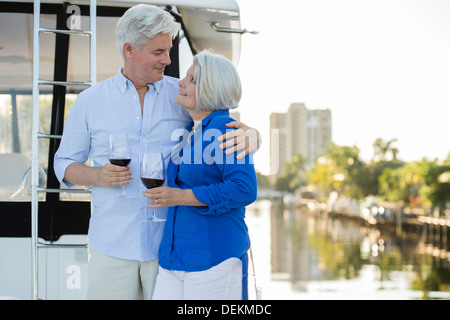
[283,195,450,263]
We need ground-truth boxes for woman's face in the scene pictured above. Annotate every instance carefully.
[175,64,197,111]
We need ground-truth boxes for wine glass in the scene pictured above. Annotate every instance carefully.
[108,133,134,198]
[140,152,166,222]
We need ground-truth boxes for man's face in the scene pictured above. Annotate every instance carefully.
[124,33,173,84]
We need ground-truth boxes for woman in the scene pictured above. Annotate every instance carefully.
[143,50,257,300]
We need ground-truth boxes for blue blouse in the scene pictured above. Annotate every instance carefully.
[158,110,258,272]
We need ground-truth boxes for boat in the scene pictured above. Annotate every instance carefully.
[0,0,252,299]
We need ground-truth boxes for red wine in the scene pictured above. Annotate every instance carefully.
[109,158,131,167]
[141,178,164,189]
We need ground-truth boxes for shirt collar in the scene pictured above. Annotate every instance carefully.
[114,68,129,95]
[115,68,163,95]
[188,110,230,130]
[153,79,162,94]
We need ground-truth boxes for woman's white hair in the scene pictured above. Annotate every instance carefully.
[193,50,242,111]
[116,4,180,60]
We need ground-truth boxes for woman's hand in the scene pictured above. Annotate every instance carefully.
[142,186,206,208]
[143,186,181,208]
[218,121,262,159]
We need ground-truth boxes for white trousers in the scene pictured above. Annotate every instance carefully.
[152,258,243,300]
[87,247,159,300]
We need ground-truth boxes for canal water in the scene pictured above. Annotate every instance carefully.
[245,200,450,300]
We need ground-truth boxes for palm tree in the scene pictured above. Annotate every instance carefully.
[373,138,399,161]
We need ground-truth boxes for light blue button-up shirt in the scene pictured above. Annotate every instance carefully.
[54,69,190,261]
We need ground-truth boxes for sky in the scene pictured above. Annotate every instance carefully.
[234,0,450,175]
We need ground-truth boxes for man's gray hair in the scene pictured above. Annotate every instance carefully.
[116,4,180,59]
[193,50,242,111]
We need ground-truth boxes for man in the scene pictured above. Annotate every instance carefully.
[54,4,260,299]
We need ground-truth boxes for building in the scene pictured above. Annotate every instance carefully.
[270,103,332,175]
[230,110,240,122]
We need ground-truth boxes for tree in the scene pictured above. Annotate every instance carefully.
[372,138,399,161]
[275,154,307,192]
[306,155,338,198]
[444,153,450,166]
[256,171,271,187]
[377,158,442,209]
[424,164,450,213]
[307,143,369,199]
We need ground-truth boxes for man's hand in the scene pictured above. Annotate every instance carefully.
[100,163,132,188]
[218,121,262,159]
[64,162,132,188]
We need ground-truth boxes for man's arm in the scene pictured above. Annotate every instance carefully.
[64,162,132,188]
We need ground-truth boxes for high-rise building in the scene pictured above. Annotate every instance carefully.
[270,103,332,175]
[230,111,240,122]
[270,111,287,176]
[307,108,332,168]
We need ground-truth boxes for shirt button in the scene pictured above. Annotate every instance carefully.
[137,116,140,120]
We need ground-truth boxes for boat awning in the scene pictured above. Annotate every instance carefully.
[100,0,243,65]
[0,0,242,92]
[2,0,242,64]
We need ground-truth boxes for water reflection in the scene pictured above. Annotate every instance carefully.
[246,200,450,300]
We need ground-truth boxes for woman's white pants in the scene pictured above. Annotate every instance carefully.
[152,257,244,300]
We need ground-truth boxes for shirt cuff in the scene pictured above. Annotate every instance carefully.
[54,159,76,189]
[192,186,232,216]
